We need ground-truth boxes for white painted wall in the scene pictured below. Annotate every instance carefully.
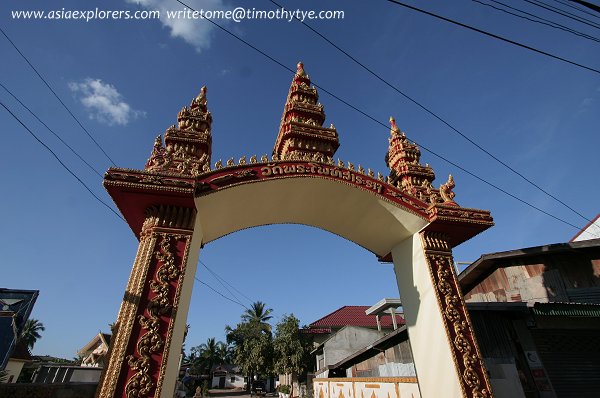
[3,359,25,383]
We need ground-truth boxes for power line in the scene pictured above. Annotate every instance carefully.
[552,0,600,19]
[0,100,124,221]
[521,0,600,29]
[173,0,594,235]
[0,27,117,165]
[194,276,248,309]
[473,0,600,43]
[268,0,594,224]
[566,0,600,14]
[199,260,255,305]
[382,0,600,74]
[0,81,104,178]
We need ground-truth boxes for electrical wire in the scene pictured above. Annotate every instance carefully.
[199,260,255,306]
[521,0,600,29]
[565,0,600,15]
[0,81,104,178]
[472,0,600,43]
[194,276,248,310]
[268,0,594,225]
[551,0,600,19]
[0,100,124,222]
[382,0,600,74]
[0,26,117,165]
[172,0,595,235]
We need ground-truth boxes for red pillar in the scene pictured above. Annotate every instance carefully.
[97,205,197,398]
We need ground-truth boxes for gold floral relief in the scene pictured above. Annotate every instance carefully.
[420,231,493,398]
[124,233,184,398]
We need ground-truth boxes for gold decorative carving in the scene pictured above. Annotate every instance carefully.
[440,174,457,205]
[274,63,339,160]
[420,231,493,398]
[145,135,172,172]
[97,233,157,398]
[97,205,195,398]
[125,234,181,398]
[145,87,212,176]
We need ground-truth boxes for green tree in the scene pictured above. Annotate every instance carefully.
[232,322,273,382]
[273,314,313,396]
[226,302,275,390]
[216,341,233,365]
[19,319,45,350]
[190,337,228,381]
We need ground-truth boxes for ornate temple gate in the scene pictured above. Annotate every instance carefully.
[97,64,495,398]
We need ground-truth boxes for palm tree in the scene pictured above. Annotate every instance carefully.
[216,341,233,365]
[241,301,273,332]
[191,337,223,379]
[19,319,45,350]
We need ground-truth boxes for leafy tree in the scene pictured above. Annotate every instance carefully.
[226,302,275,389]
[232,321,273,381]
[189,337,232,382]
[19,319,45,350]
[273,315,313,396]
[216,341,233,365]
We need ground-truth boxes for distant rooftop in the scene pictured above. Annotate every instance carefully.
[458,238,600,294]
[571,213,600,242]
[309,305,404,329]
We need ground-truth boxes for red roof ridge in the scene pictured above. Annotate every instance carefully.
[309,305,369,327]
[309,305,404,329]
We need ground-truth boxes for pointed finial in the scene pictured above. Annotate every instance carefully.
[193,86,208,106]
[198,86,207,99]
[296,62,306,77]
[389,116,400,132]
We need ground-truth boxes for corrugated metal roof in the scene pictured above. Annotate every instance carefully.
[532,303,600,317]
[310,306,404,328]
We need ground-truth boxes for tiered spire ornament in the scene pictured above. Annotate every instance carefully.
[273,62,340,161]
[385,117,457,205]
[145,86,212,176]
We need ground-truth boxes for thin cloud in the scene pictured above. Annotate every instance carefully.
[127,0,225,52]
[68,78,145,126]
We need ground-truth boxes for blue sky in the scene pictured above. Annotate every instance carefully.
[1,0,599,359]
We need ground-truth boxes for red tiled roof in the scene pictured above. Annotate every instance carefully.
[302,328,331,334]
[310,306,404,329]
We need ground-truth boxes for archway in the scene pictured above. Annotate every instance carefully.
[97,64,494,398]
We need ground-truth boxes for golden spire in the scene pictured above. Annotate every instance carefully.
[194,86,208,107]
[296,61,306,77]
[389,116,401,135]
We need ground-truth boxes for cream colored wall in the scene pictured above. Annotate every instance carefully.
[314,378,420,398]
[160,225,204,398]
[391,235,461,398]
[4,359,25,383]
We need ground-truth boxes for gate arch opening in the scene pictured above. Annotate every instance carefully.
[98,63,495,398]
